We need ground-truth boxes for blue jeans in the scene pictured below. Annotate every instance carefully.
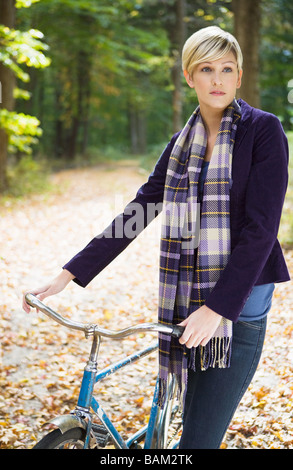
[179,317,267,449]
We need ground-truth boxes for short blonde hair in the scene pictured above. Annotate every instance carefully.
[182,26,243,75]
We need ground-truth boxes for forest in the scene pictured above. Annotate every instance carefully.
[0,0,293,193]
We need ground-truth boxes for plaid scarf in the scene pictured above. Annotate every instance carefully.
[158,100,241,406]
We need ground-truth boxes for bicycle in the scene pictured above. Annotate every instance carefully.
[25,293,184,449]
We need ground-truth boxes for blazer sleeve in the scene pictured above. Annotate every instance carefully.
[62,133,179,287]
[205,113,289,322]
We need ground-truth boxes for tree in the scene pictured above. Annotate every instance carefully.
[0,0,50,192]
[0,0,15,191]
[21,0,171,157]
[232,0,262,108]
[260,0,293,129]
[166,0,187,133]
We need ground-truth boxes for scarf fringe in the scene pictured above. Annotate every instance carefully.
[193,336,232,371]
[158,374,186,412]
[158,337,232,408]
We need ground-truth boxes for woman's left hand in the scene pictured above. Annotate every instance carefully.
[178,305,222,349]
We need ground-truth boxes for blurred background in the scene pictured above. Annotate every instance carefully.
[0,1,292,198]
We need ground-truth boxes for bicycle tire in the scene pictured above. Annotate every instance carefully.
[33,427,86,449]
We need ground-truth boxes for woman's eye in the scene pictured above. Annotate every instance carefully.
[200,66,234,73]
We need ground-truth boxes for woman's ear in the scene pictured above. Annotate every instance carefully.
[184,70,194,89]
[236,69,243,89]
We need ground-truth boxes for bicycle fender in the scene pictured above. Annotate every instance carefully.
[43,414,87,434]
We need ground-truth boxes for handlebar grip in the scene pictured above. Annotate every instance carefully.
[25,293,87,332]
[171,325,184,338]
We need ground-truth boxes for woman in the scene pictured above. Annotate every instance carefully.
[23,26,290,448]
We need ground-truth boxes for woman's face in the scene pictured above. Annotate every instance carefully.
[184,51,242,114]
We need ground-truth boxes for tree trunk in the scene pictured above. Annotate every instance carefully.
[77,49,91,155]
[65,117,79,160]
[128,105,147,154]
[232,0,262,108]
[137,111,146,154]
[129,106,139,154]
[54,85,64,158]
[169,0,187,133]
[0,0,16,192]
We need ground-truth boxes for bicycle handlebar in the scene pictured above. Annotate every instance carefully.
[25,293,184,339]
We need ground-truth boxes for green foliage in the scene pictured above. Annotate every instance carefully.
[260,0,293,128]
[0,25,51,82]
[13,87,31,101]
[16,0,40,8]
[6,0,293,168]
[20,0,173,158]
[0,2,50,165]
[0,109,42,154]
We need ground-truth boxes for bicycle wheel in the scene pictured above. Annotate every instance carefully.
[33,427,86,449]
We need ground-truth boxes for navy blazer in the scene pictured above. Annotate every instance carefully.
[63,100,290,322]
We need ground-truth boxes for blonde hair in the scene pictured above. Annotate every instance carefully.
[182,26,243,75]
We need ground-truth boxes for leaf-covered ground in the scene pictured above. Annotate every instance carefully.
[0,162,292,449]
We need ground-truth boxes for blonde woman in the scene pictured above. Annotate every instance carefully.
[23,26,290,448]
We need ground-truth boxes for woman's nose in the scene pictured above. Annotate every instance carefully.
[212,73,223,86]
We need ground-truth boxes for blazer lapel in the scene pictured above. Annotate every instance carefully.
[233,100,252,156]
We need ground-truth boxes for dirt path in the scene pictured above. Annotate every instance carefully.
[0,162,293,449]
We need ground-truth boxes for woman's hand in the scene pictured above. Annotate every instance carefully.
[178,305,222,349]
[22,269,75,313]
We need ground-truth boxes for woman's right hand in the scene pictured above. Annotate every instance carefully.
[22,269,75,313]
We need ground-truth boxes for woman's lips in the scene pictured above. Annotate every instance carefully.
[210,91,226,95]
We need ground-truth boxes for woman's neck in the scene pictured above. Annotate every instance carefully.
[200,106,223,137]
[200,106,224,162]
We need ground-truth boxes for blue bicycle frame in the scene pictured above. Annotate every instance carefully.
[76,336,179,449]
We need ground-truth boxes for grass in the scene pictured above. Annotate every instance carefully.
[82,144,160,172]
[279,131,293,248]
